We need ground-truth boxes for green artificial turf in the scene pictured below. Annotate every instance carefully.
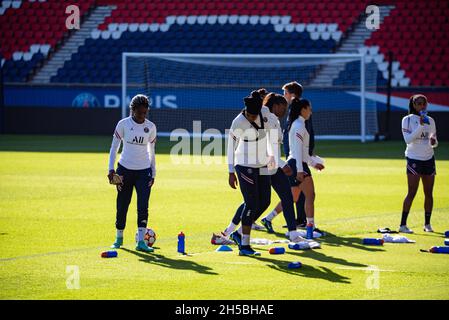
[0,135,448,299]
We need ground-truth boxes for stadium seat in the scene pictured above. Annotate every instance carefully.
[364,0,449,86]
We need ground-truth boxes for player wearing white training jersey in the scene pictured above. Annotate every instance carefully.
[227,90,274,256]
[108,94,157,253]
[399,94,438,234]
[286,98,324,239]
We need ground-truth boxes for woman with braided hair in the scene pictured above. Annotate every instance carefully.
[108,94,157,253]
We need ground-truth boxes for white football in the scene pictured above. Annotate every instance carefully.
[135,228,156,247]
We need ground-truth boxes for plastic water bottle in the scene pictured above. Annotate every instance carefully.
[430,246,449,254]
[269,247,285,254]
[288,262,302,269]
[420,110,430,124]
[101,250,118,258]
[362,238,384,245]
[177,232,185,254]
[306,223,314,239]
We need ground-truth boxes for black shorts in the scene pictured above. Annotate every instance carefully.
[287,158,312,187]
[406,157,436,176]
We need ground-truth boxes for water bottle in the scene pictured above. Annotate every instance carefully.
[177,232,185,254]
[444,239,449,246]
[419,110,430,124]
[101,250,118,258]
[288,261,302,269]
[430,246,449,254]
[269,247,285,254]
[306,223,314,239]
[362,238,384,245]
[445,231,449,238]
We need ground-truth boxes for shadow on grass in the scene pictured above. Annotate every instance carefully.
[411,231,446,238]
[121,247,218,276]
[252,254,351,284]
[317,232,386,252]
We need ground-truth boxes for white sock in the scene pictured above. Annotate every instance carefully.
[223,222,237,236]
[242,234,250,246]
[137,227,146,241]
[306,217,314,226]
[264,209,279,222]
[237,225,243,235]
[116,229,124,238]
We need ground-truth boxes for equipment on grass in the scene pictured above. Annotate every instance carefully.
[216,245,233,252]
[135,228,156,247]
[269,247,285,254]
[178,231,185,254]
[445,239,449,246]
[101,251,118,258]
[382,234,415,243]
[288,241,321,250]
[429,246,449,254]
[377,227,398,234]
[288,262,302,269]
[445,231,449,238]
[362,238,384,245]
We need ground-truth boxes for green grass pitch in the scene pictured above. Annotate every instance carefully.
[0,135,448,300]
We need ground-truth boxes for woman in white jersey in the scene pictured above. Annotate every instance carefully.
[214,93,306,245]
[286,98,323,238]
[399,94,438,233]
[108,94,157,253]
[227,90,273,256]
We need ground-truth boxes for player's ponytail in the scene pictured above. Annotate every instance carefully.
[257,88,268,100]
[244,90,263,115]
[288,98,310,132]
[130,94,150,111]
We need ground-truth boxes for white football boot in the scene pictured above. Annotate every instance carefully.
[399,225,414,234]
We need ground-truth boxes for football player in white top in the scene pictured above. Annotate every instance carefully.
[226,90,274,256]
[212,93,307,245]
[286,98,324,239]
[400,94,438,234]
[108,94,157,253]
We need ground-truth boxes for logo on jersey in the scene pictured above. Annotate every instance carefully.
[144,127,149,133]
[263,117,268,122]
[132,136,144,144]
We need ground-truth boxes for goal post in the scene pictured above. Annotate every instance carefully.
[122,53,377,142]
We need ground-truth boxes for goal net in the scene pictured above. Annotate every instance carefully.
[122,53,379,142]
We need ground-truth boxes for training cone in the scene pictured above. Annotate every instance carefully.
[216,245,233,252]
